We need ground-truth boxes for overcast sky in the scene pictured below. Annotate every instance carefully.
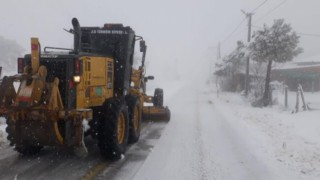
[1,0,320,80]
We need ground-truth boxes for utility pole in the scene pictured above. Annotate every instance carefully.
[217,42,221,60]
[241,10,253,96]
[216,42,221,98]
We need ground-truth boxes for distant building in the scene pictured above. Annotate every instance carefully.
[272,61,320,92]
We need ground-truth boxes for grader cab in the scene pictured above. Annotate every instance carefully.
[0,18,170,159]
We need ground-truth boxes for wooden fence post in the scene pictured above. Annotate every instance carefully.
[285,86,288,108]
[299,84,308,111]
[295,86,299,113]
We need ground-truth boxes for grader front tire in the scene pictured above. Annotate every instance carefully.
[5,117,16,146]
[15,145,43,155]
[6,117,43,155]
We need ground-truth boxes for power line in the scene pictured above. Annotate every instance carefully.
[220,1,270,45]
[221,17,247,45]
[296,33,320,38]
[251,0,320,38]
[252,25,263,29]
[251,0,269,13]
[252,25,320,38]
[254,0,287,23]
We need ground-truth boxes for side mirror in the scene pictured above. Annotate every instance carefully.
[144,76,154,82]
[147,76,154,80]
[140,40,146,52]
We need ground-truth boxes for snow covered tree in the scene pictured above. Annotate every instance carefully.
[249,60,266,99]
[249,19,302,106]
[215,41,246,91]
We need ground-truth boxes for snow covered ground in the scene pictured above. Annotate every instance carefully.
[0,80,319,179]
[0,118,8,150]
[133,81,320,180]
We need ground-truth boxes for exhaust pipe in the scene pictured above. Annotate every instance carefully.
[72,18,81,53]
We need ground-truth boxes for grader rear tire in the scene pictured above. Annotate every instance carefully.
[126,95,142,143]
[98,98,129,160]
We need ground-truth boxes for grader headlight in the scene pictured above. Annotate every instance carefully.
[73,76,81,83]
[74,58,82,83]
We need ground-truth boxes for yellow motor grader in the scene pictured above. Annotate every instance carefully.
[0,18,170,159]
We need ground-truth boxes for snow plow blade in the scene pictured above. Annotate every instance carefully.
[142,106,171,121]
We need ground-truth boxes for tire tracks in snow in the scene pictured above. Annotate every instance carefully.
[0,122,167,180]
[192,90,210,180]
[212,95,285,180]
